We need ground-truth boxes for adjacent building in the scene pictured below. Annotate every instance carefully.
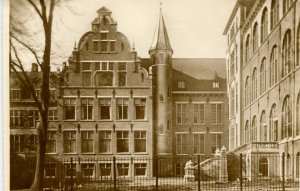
[10,7,227,179]
[224,0,300,180]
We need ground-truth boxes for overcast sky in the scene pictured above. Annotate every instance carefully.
[11,0,236,68]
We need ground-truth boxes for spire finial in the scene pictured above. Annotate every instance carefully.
[74,40,77,51]
[160,1,163,13]
[132,37,135,51]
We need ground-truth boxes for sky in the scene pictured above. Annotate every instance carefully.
[10,0,236,69]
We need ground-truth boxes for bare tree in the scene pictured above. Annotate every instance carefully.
[10,0,57,190]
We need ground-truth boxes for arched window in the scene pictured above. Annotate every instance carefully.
[245,35,250,62]
[283,0,293,14]
[259,158,268,176]
[251,116,257,141]
[245,120,250,143]
[271,0,279,29]
[297,24,300,66]
[253,23,259,51]
[261,8,268,43]
[252,68,257,101]
[296,152,300,178]
[282,96,292,139]
[282,30,292,77]
[245,76,250,106]
[260,58,267,94]
[270,104,278,141]
[260,111,267,141]
[297,95,300,136]
[270,45,278,86]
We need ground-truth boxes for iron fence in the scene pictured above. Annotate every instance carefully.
[10,154,300,191]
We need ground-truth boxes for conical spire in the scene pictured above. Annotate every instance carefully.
[149,4,173,53]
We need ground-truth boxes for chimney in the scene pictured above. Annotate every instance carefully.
[31,63,38,72]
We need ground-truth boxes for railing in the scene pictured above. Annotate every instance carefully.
[232,141,278,153]
[10,154,300,191]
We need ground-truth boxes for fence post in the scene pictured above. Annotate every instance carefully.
[197,155,201,191]
[155,157,159,191]
[282,153,285,191]
[239,154,243,191]
[70,157,74,191]
[113,156,116,191]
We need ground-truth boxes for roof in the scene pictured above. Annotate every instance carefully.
[149,9,173,52]
[97,6,112,13]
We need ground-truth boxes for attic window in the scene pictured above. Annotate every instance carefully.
[178,81,185,89]
[213,81,219,88]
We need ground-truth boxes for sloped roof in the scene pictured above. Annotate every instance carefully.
[149,10,173,52]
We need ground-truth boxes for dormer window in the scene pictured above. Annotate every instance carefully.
[101,32,108,40]
[213,81,219,88]
[178,80,185,89]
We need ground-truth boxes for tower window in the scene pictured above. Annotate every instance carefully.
[158,53,164,64]
[178,81,185,89]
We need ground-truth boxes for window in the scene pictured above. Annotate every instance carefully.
[230,51,235,78]
[297,24,300,66]
[230,88,235,116]
[81,131,93,153]
[193,133,205,154]
[99,163,111,177]
[259,158,268,176]
[134,98,146,120]
[101,32,108,40]
[46,131,56,153]
[64,98,76,120]
[27,110,39,128]
[95,72,113,86]
[252,68,257,101]
[82,163,94,178]
[116,98,129,120]
[245,121,250,143]
[253,23,258,51]
[82,62,91,70]
[158,53,165,64]
[261,8,268,43]
[251,116,257,141]
[176,103,187,124]
[260,58,267,94]
[212,103,222,124]
[10,110,20,128]
[270,104,278,141]
[82,72,91,87]
[297,95,300,135]
[260,111,267,142]
[110,41,116,52]
[93,41,99,52]
[282,96,292,138]
[117,131,129,153]
[176,133,187,154]
[21,87,31,99]
[45,163,56,178]
[271,0,279,29]
[193,103,204,124]
[283,0,293,14]
[117,163,129,176]
[245,35,250,62]
[270,46,278,86]
[101,41,108,52]
[178,81,185,89]
[64,163,76,177]
[245,76,250,106]
[99,131,111,153]
[48,109,58,121]
[81,98,93,120]
[118,63,126,86]
[134,163,147,176]
[282,30,292,77]
[10,90,21,100]
[134,131,146,153]
[99,98,111,120]
[211,134,221,153]
[10,135,24,152]
[63,131,76,153]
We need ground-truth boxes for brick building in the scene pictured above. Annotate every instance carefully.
[224,0,300,179]
[10,7,227,179]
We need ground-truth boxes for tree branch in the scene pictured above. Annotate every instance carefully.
[27,0,43,19]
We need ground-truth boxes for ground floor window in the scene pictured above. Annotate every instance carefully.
[99,163,112,177]
[175,163,184,176]
[117,163,129,176]
[44,163,56,178]
[82,163,95,178]
[259,158,268,176]
[296,153,300,178]
[64,163,76,177]
[134,163,147,176]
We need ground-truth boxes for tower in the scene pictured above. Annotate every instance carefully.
[149,6,173,156]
